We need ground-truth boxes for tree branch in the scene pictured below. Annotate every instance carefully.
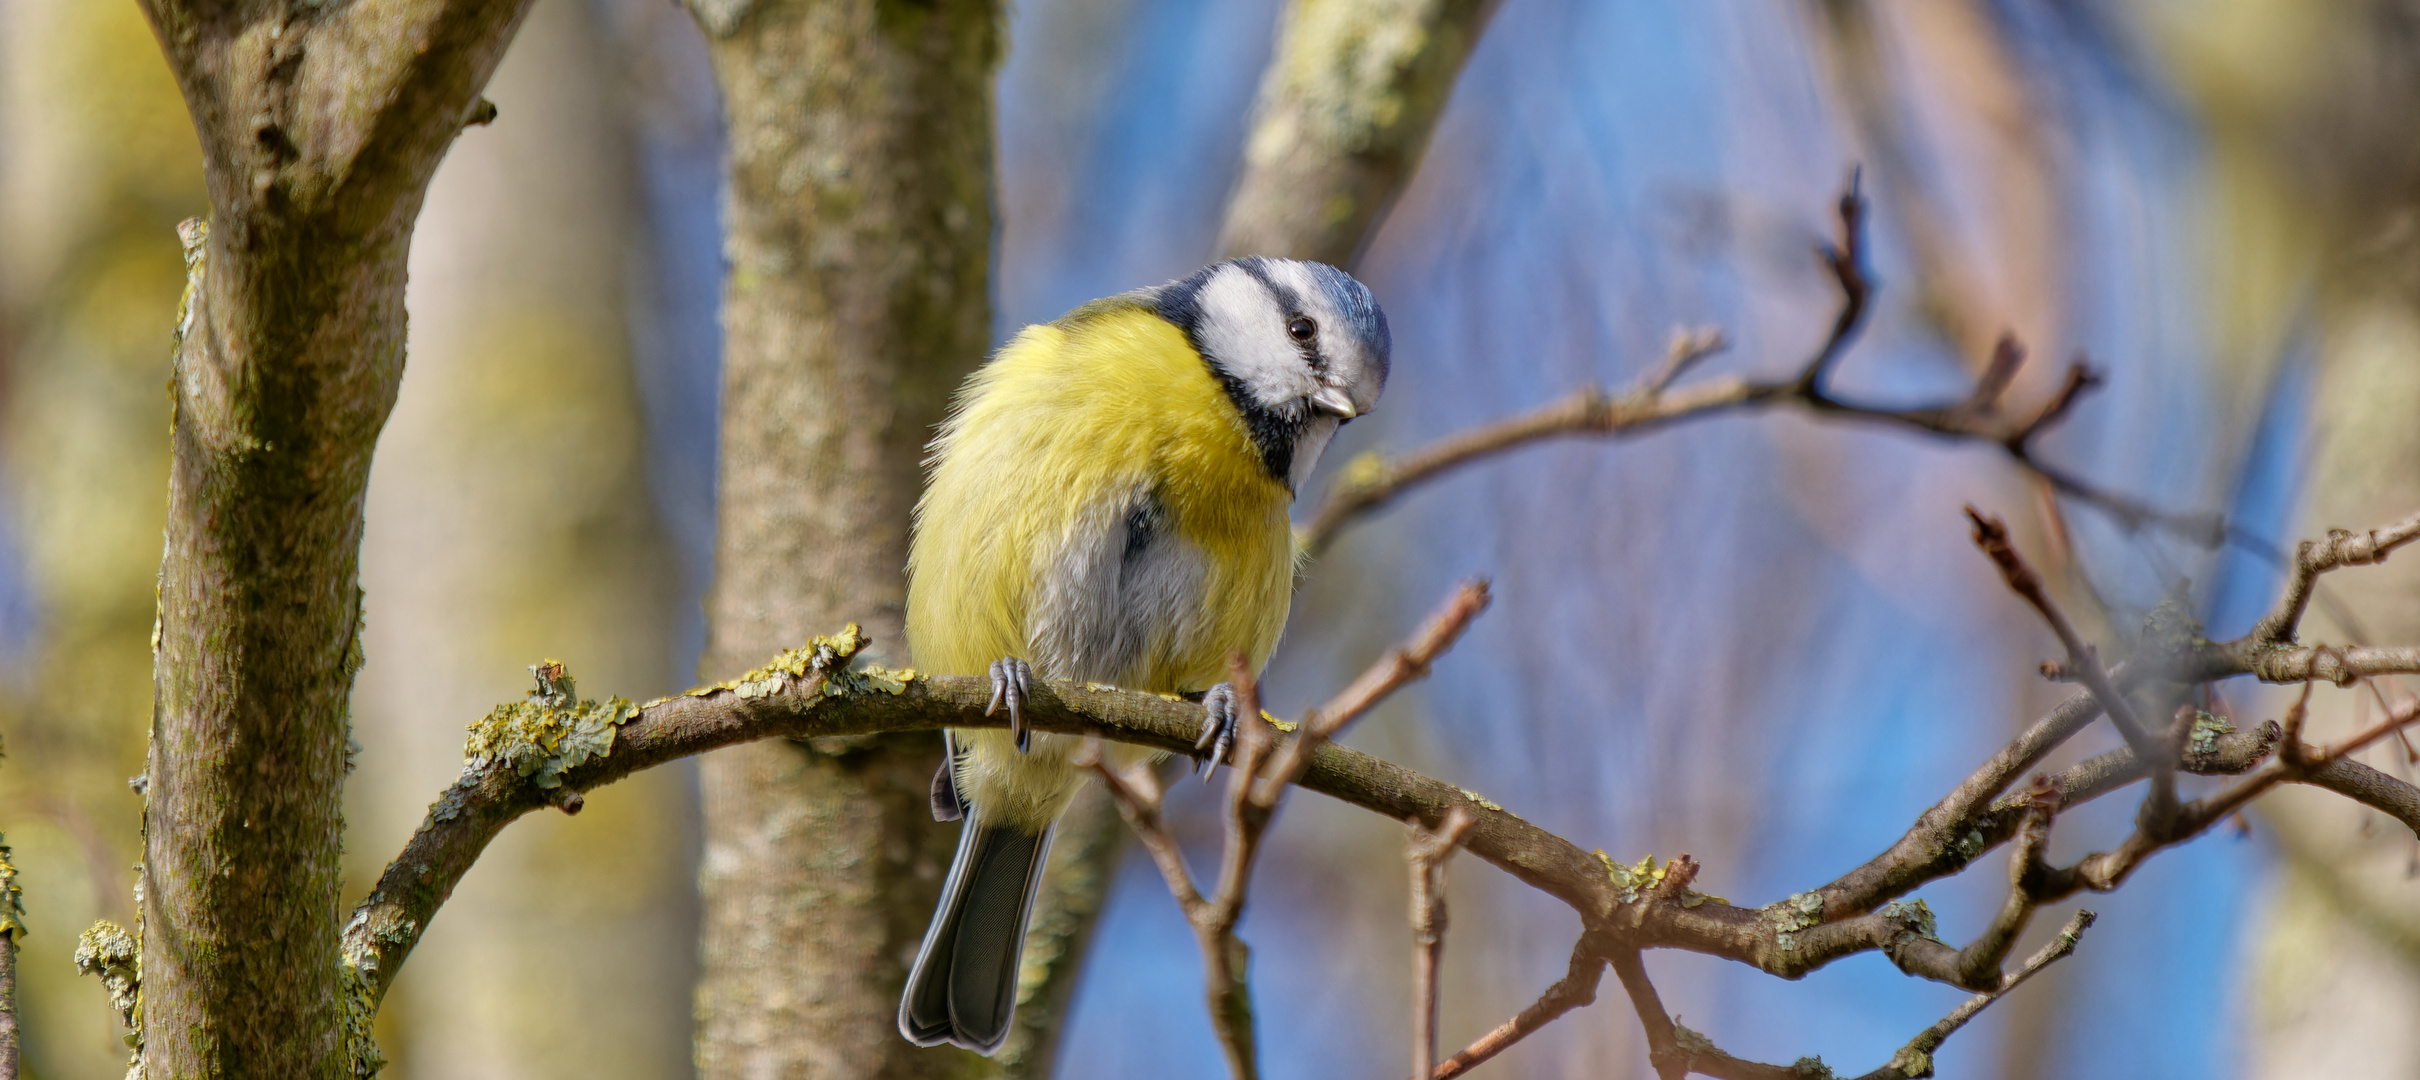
[1617,910,2095,1080]
[2250,509,2420,646]
[1300,178,2236,558]
[1218,0,1503,265]
[1965,509,2178,830]
[351,509,2420,1075]
[1407,806,1476,1078]
[1427,936,1606,1080]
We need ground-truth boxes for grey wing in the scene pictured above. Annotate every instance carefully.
[1024,486,1210,687]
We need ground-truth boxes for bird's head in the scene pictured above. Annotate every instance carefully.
[1155,256,1392,489]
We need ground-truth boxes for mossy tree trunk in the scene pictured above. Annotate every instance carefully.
[133,1,538,1074]
[679,1,1003,1076]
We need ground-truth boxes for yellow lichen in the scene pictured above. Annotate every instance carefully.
[462,661,638,792]
[1458,787,1502,812]
[685,623,870,699]
[76,919,141,1074]
[1338,447,1392,491]
[0,834,24,940]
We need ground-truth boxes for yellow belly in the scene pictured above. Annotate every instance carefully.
[906,305,1296,830]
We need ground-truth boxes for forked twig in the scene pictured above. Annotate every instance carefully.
[1301,176,2236,558]
[1086,583,1493,1080]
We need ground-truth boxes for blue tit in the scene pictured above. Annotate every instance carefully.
[897,256,1392,1053]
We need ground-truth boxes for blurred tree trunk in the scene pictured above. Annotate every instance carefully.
[679,2,1002,1076]
[0,1,201,1073]
[131,1,537,1074]
[1218,0,1496,266]
[344,1,692,1076]
[2131,5,2420,1076]
[2244,299,2420,1078]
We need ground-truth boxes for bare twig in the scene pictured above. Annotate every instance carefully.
[1950,783,2059,991]
[1204,659,1269,1080]
[1407,806,1477,1078]
[1646,326,1732,395]
[1617,909,2094,1080]
[1966,508,2178,837]
[2035,693,2420,899]
[2251,510,2420,646]
[1261,580,1493,798]
[1429,937,1607,1080]
[1866,910,2096,1080]
[1300,178,2232,557]
[2297,757,2420,838]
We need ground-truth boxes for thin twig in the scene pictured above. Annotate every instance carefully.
[1966,508,2178,833]
[1427,937,1607,1080]
[2251,510,2420,646]
[1261,580,1493,799]
[1864,910,2096,1080]
[1407,806,1476,1078]
[1301,178,2236,558]
[1645,326,1731,395]
[2039,693,2420,898]
[1616,908,2095,1080]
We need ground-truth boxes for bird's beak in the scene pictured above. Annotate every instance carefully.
[1308,384,1359,419]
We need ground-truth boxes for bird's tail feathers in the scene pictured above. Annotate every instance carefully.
[899,811,1054,1054]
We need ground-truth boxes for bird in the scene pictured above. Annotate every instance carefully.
[896,256,1391,1054]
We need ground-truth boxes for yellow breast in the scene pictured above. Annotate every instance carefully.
[906,304,1297,694]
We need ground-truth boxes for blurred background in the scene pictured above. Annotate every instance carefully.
[2,1,2417,1078]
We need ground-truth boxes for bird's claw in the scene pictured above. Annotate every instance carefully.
[987,657,1035,753]
[1195,682,1240,780]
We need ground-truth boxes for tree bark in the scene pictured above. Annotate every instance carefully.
[1218,0,1497,265]
[681,1,1003,1076]
[134,1,537,1074]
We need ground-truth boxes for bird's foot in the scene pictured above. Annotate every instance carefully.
[1195,682,1240,780]
[987,657,1035,753]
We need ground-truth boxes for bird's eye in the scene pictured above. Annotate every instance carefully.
[1286,317,1316,342]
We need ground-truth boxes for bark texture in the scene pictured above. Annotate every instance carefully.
[133,1,536,1075]
[1218,0,1497,264]
[681,1,1003,1076]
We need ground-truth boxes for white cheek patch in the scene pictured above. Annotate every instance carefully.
[1194,267,1314,408]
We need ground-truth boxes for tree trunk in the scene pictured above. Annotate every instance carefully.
[134,2,538,1074]
[681,2,1003,1076]
[1217,0,1497,265]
